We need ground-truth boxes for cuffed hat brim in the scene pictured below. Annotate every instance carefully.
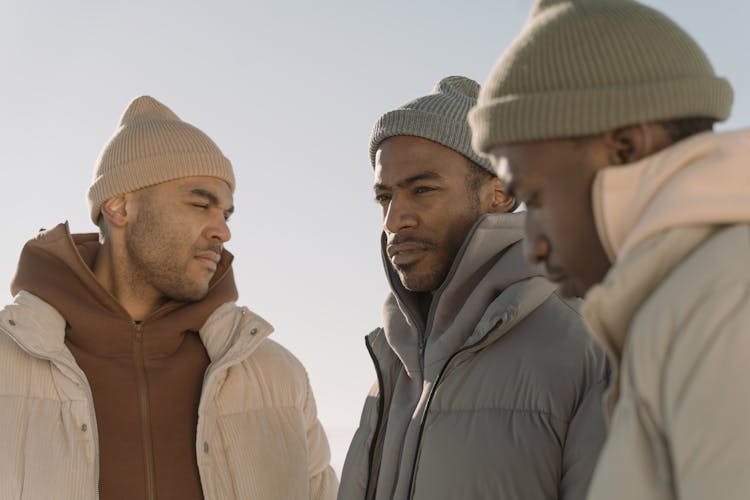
[470,0,734,154]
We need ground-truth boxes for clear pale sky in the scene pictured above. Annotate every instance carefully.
[1,0,747,475]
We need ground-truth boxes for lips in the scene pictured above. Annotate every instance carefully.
[387,241,432,267]
[194,251,221,271]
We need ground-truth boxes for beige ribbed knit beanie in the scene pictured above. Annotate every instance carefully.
[370,76,493,172]
[469,0,734,154]
[87,96,235,225]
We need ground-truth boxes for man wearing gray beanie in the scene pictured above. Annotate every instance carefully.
[339,75,609,500]
[0,96,337,499]
[470,1,750,498]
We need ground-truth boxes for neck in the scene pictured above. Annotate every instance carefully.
[93,241,164,322]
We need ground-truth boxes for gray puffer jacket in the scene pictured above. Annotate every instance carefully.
[338,213,609,500]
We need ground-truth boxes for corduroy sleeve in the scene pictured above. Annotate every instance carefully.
[302,372,339,500]
[665,284,750,500]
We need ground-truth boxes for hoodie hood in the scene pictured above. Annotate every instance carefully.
[10,222,238,355]
[585,129,750,414]
[592,128,750,262]
[381,211,544,374]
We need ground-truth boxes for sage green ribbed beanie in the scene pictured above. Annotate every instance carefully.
[87,96,235,225]
[370,76,493,172]
[469,0,734,153]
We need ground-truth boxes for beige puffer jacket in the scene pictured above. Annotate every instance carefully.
[0,292,338,500]
[583,129,750,499]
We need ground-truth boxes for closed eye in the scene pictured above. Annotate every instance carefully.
[374,193,391,204]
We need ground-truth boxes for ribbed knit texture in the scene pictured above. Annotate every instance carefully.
[87,96,235,224]
[469,0,734,153]
[370,76,493,172]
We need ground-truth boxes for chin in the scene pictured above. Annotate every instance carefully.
[163,282,210,302]
[397,268,444,293]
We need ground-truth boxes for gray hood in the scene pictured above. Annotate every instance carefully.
[375,211,551,500]
[382,211,543,376]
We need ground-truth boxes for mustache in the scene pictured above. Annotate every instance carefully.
[195,244,223,255]
[387,235,436,248]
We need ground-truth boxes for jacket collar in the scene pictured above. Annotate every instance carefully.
[380,212,549,374]
[582,225,715,414]
[585,128,750,414]
[1,291,273,369]
[199,302,273,364]
[0,291,68,355]
[592,128,750,263]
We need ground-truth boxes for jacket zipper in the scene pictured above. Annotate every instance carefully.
[1,325,101,499]
[417,339,426,373]
[406,325,502,499]
[364,334,387,500]
[133,322,157,500]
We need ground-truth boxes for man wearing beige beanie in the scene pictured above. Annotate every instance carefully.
[470,0,750,498]
[0,96,337,499]
[339,76,608,500]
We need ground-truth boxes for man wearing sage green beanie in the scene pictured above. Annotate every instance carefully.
[339,75,609,500]
[470,0,750,498]
[0,96,337,499]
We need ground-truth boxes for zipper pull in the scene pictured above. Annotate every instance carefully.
[133,321,144,341]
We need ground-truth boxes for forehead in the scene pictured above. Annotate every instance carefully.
[152,176,234,204]
[374,135,468,184]
[491,139,579,188]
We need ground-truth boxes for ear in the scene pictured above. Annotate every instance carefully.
[604,123,670,165]
[100,195,129,229]
[487,177,516,214]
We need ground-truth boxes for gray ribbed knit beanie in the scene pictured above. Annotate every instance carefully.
[469,0,734,153]
[370,76,493,172]
[87,96,235,225]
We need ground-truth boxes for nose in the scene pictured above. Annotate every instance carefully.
[524,235,550,265]
[383,195,417,234]
[207,215,231,244]
[523,218,549,265]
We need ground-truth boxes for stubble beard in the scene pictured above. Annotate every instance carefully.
[124,202,211,303]
[397,262,446,293]
[397,193,482,293]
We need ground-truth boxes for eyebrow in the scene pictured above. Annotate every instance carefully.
[190,188,235,215]
[374,170,442,191]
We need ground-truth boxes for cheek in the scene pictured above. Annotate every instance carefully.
[437,207,478,251]
[158,224,197,254]
[546,197,599,260]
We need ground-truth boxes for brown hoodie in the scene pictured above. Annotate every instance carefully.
[10,223,238,500]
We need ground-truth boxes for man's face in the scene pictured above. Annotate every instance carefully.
[374,136,491,293]
[124,176,234,302]
[488,138,611,298]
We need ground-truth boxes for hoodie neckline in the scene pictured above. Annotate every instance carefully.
[592,128,750,262]
[10,222,238,358]
[381,212,545,374]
